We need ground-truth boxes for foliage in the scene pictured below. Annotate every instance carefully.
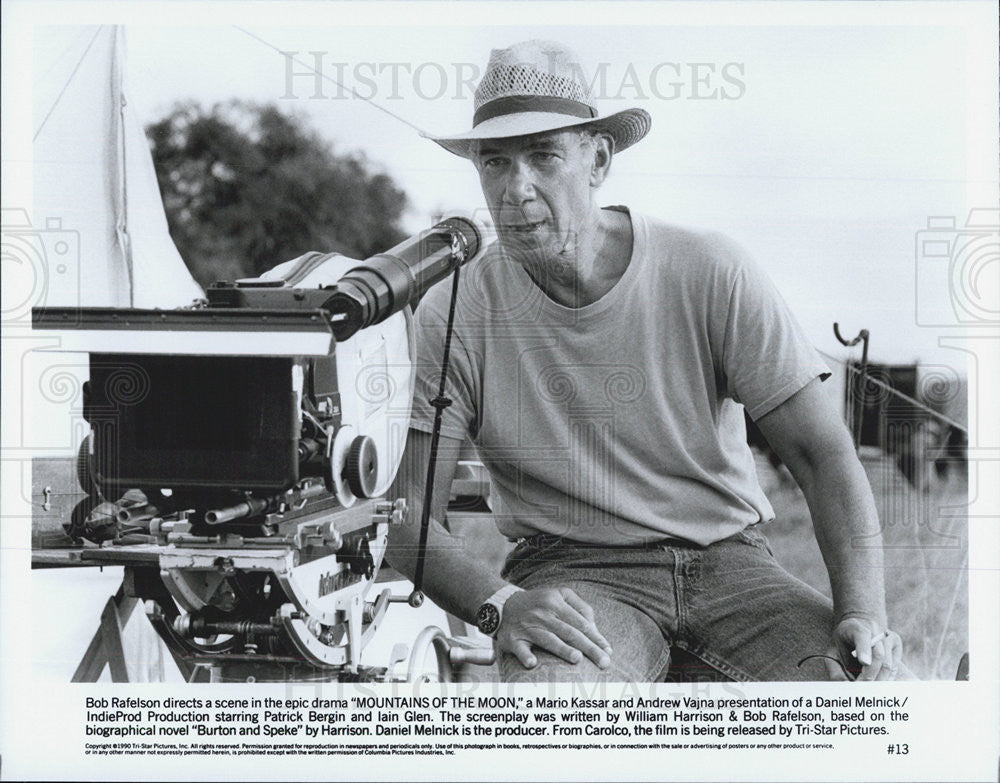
[146,101,409,287]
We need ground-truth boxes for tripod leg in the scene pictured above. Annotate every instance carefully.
[71,585,136,682]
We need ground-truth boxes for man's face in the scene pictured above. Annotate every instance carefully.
[473,129,599,273]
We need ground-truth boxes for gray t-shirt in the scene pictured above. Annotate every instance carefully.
[410,209,829,546]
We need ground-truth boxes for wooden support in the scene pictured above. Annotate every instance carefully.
[71,585,138,682]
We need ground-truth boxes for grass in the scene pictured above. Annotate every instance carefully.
[757,451,969,681]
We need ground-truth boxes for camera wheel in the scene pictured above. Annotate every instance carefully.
[344,436,378,498]
[76,434,100,498]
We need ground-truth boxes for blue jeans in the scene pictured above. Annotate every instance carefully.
[497,527,836,682]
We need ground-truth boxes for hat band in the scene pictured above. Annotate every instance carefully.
[473,95,597,127]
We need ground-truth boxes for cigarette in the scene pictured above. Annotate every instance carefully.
[851,630,889,658]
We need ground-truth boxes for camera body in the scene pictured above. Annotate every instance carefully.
[68,257,415,520]
[34,254,414,680]
[30,216,484,681]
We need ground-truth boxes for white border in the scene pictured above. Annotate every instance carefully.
[2,2,997,781]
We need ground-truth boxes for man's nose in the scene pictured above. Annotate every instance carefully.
[502,160,535,205]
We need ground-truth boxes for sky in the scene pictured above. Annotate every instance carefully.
[10,2,999,375]
[111,10,997,372]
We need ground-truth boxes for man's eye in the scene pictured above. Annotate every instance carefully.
[482,158,505,168]
[533,152,557,162]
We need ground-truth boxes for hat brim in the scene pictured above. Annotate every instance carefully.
[423,107,651,158]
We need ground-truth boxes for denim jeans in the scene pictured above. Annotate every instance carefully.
[497,527,837,682]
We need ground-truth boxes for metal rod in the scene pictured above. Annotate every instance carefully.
[411,267,462,603]
[116,503,160,524]
[834,323,870,450]
[205,497,269,525]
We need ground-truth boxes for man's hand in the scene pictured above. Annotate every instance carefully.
[497,587,613,670]
[827,616,903,681]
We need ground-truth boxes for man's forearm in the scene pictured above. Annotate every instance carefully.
[756,379,889,627]
[384,428,510,622]
[797,448,888,626]
[385,506,510,623]
[384,430,612,669]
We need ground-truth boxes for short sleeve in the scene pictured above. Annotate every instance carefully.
[409,282,480,441]
[719,243,831,420]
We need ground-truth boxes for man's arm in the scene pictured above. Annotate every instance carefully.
[755,377,902,681]
[386,428,612,670]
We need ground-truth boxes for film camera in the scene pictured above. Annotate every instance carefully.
[33,216,491,682]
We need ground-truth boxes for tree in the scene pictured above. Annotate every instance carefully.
[146,101,409,287]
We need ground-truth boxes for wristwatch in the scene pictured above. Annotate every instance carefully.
[475,584,523,638]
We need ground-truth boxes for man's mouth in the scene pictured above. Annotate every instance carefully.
[502,220,546,234]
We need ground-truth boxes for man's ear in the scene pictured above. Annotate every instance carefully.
[590,133,615,187]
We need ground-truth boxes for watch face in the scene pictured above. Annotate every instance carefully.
[476,602,501,635]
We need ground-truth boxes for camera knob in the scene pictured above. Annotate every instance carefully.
[338,535,375,579]
[344,435,378,498]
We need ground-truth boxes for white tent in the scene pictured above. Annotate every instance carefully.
[32,25,202,307]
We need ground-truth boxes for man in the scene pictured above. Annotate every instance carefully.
[387,39,904,682]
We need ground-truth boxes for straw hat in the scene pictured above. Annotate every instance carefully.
[425,40,651,158]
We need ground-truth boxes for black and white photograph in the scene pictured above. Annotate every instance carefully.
[2,1,997,780]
